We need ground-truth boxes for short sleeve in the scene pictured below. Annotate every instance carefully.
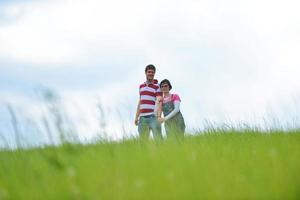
[172,94,181,102]
[156,87,162,97]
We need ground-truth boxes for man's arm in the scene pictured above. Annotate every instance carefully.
[134,100,141,126]
[155,87,163,118]
[155,96,163,117]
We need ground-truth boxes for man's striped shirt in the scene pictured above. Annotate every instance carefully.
[139,79,162,117]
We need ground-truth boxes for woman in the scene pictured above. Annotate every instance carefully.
[158,79,186,138]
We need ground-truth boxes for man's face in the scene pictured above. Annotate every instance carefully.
[145,69,155,81]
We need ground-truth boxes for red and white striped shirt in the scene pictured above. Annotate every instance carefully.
[139,79,162,117]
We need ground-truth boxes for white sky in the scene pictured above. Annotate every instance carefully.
[1,0,300,146]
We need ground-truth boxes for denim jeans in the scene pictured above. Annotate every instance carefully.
[138,115,162,140]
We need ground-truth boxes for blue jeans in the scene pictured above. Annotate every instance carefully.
[138,115,162,140]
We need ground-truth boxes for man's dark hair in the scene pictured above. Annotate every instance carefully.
[145,64,156,72]
[160,79,172,90]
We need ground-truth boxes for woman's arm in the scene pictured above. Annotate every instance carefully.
[164,100,180,121]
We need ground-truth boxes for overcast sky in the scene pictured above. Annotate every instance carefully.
[1,0,300,147]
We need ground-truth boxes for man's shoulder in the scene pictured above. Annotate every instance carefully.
[139,83,147,88]
[153,79,159,84]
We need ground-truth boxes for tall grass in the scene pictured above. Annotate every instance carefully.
[0,131,299,199]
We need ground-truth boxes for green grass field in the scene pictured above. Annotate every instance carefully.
[0,131,300,199]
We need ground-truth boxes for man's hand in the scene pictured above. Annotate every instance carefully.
[157,117,165,124]
[134,118,139,126]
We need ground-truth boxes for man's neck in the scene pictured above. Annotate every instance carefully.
[146,79,154,84]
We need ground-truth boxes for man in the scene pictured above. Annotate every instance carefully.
[134,64,163,140]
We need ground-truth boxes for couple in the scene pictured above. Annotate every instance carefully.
[134,64,186,139]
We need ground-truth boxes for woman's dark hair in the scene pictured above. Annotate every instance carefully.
[160,79,172,90]
[145,64,156,72]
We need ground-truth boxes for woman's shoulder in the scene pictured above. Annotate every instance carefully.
[171,94,181,102]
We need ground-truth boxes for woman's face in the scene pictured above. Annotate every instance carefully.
[160,83,170,93]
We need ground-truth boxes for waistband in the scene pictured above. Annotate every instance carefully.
[140,114,155,118]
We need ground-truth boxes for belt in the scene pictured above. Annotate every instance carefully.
[140,114,155,118]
